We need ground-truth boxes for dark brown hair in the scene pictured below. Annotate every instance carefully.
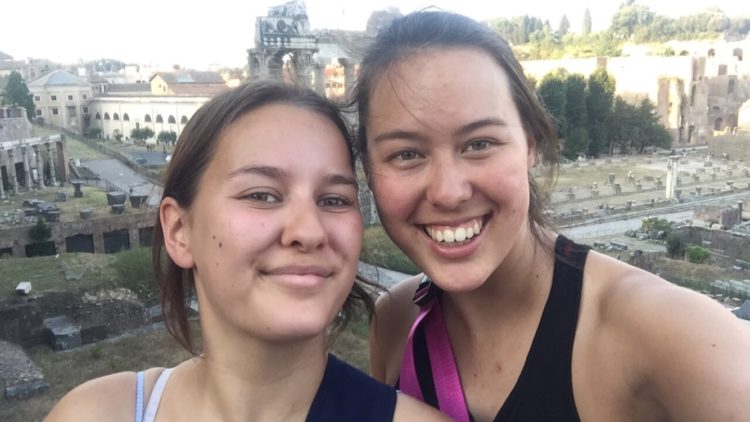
[348,11,560,244]
[153,81,375,353]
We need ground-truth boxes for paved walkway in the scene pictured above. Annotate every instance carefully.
[82,159,163,207]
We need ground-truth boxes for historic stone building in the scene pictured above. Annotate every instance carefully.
[520,37,750,145]
[28,70,93,133]
[0,106,69,197]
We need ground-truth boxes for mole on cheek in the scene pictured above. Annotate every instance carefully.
[219,242,222,248]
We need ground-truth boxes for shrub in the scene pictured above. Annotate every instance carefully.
[83,127,102,139]
[112,247,157,301]
[686,245,710,264]
[665,232,685,259]
[641,217,672,238]
[29,217,51,242]
[360,225,420,275]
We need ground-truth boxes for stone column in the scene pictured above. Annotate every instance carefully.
[33,145,45,189]
[0,149,5,199]
[46,142,57,186]
[7,148,18,195]
[313,63,326,96]
[21,146,32,190]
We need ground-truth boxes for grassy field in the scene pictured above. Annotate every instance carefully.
[0,318,370,421]
[30,126,108,162]
[0,253,117,300]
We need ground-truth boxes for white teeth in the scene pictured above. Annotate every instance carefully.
[455,228,466,242]
[425,219,483,244]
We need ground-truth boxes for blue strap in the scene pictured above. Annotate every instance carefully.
[135,371,144,422]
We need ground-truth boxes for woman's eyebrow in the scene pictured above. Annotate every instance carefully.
[370,129,428,144]
[326,174,358,189]
[453,117,508,137]
[227,165,286,180]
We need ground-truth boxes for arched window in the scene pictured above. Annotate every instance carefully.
[181,115,188,124]
[712,106,720,112]
[156,115,163,123]
[95,112,101,120]
[708,48,715,58]
[113,113,120,121]
[104,113,110,120]
[728,79,735,95]
[168,115,176,124]
[144,114,152,122]
[123,113,130,121]
[714,118,723,131]
[734,48,743,61]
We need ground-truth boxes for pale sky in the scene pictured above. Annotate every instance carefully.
[2,0,748,69]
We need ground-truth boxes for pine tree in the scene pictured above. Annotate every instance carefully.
[583,8,592,35]
[2,71,35,120]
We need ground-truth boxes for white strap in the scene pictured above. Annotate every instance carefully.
[143,368,174,422]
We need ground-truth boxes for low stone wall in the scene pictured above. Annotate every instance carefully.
[674,226,750,266]
[0,289,149,350]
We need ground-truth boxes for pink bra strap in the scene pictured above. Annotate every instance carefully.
[423,299,469,422]
[399,295,469,422]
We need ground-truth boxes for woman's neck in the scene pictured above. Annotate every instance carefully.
[174,320,329,421]
[443,230,557,341]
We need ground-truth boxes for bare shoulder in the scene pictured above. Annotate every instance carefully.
[582,250,750,419]
[393,392,451,421]
[46,368,165,422]
[369,274,422,384]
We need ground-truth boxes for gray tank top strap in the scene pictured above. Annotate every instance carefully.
[134,368,174,422]
[135,371,145,422]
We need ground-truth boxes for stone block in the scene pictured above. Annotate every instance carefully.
[80,208,93,219]
[42,210,60,222]
[111,204,126,214]
[5,379,49,399]
[43,316,81,351]
[129,195,148,209]
[55,192,67,202]
[106,191,127,205]
[15,282,31,295]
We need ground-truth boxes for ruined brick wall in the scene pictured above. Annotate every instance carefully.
[675,226,750,266]
[707,135,750,162]
[0,114,32,142]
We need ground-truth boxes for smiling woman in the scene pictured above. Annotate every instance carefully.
[45,81,448,422]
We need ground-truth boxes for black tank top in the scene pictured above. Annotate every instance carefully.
[307,353,397,421]
[404,235,588,421]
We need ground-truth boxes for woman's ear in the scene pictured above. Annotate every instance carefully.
[160,197,194,269]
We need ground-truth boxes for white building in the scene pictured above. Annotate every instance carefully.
[28,70,93,133]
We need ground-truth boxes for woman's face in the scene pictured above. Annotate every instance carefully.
[178,104,362,342]
[366,47,535,292]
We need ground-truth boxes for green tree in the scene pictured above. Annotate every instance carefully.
[563,74,588,158]
[582,8,592,35]
[558,15,570,36]
[130,127,155,142]
[1,71,35,119]
[666,232,685,259]
[157,130,177,146]
[538,71,568,137]
[631,99,672,153]
[686,245,710,264]
[586,69,615,156]
[29,217,51,242]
